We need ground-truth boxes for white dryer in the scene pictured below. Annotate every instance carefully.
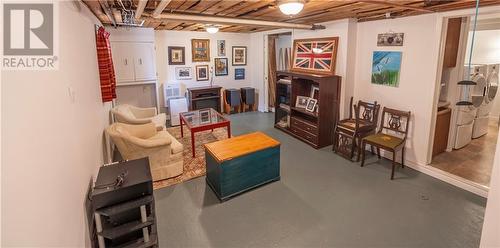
[472,65,497,138]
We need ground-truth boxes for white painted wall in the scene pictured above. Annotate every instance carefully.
[155,30,252,109]
[465,29,500,65]
[1,2,112,246]
[481,132,500,247]
[353,14,442,165]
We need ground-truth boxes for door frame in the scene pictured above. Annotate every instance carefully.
[263,31,293,112]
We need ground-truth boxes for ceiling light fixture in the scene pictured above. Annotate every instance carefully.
[206,25,219,34]
[278,0,305,16]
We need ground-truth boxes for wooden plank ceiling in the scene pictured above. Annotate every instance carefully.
[83,0,500,33]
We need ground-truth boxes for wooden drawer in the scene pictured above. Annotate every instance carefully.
[290,117,318,135]
[290,125,318,144]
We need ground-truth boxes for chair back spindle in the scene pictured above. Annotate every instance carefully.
[379,107,411,140]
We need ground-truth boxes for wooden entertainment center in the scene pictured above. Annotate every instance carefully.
[274,71,342,149]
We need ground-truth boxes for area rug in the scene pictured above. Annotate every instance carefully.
[153,126,230,190]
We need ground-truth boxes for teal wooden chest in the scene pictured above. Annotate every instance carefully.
[204,132,280,201]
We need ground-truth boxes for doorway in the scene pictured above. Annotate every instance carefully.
[266,32,292,112]
[430,13,500,188]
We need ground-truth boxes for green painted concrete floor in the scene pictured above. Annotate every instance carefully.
[154,112,486,248]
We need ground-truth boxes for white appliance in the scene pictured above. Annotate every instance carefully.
[454,105,477,149]
[472,65,498,138]
[163,83,181,107]
[454,65,483,149]
[168,98,188,126]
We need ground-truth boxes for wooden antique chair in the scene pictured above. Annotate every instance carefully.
[360,107,411,180]
[333,97,380,161]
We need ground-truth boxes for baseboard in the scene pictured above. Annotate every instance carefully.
[405,160,489,198]
[376,151,489,198]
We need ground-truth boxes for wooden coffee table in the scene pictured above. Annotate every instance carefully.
[180,108,230,157]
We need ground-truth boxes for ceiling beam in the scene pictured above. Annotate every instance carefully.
[98,0,116,26]
[135,0,148,19]
[148,12,324,30]
[152,0,173,17]
[358,0,434,13]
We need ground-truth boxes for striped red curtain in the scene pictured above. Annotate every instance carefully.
[95,26,116,102]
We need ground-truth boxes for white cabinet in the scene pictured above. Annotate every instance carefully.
[111,42,156,83]
[134,43,156,81]
[111,43,135,82]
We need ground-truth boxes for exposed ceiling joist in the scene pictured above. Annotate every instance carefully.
[358,0,434,13]
[98,0,116,26]
[148,13,325,30]
[135,0,148,19]
[152,0,173,17]
[83,0,500,33]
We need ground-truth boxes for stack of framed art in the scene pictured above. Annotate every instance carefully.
[295,85,319,113]
[168,39,248,82]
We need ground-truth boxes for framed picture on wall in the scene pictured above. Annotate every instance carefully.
[214,58,228,76]
[235,68,245,80]
[217,40,226,56]
[196,65,209,81]
[232,46,247,65]
[168,46,185,65]
[377,33,404,46]
[191,39,210,62]
[175,67,192,80]
[371,51,402,87]
[291,37,339,75]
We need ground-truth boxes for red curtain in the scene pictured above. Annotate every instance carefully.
[96,26,116,102]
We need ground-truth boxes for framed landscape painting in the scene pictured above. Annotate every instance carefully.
[291,37,338,75]
[191,39,210,62]
[214,58,228,76]
[371,51,402,87]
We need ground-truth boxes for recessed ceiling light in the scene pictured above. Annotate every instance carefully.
[278,0,305,16]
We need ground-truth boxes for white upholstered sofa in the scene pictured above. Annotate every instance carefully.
[106,122,183,181]
[111,104,166,130]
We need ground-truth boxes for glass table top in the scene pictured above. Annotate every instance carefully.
[180,108,228,128]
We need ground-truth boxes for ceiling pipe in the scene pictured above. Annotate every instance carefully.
[135,0,148,19]
[148,13,325,30]
[152,0,173,17]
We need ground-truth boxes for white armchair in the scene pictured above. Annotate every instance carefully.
[111,104,166,130]
[106,122,184,181]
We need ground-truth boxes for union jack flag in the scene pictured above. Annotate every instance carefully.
[292,38,338,74]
